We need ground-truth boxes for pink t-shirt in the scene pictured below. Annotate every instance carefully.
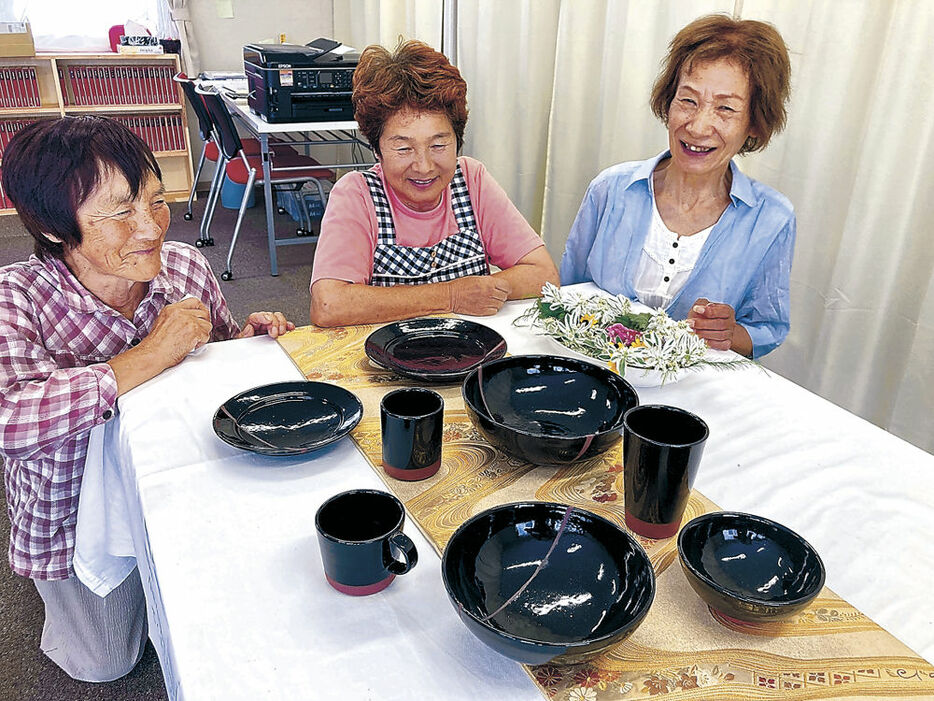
[310,156,544,286]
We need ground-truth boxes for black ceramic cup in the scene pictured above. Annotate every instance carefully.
[315,489,418,596]
[380,387,443,481]
[623,405,708,539]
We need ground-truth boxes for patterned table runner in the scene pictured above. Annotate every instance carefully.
[279,324,934,700]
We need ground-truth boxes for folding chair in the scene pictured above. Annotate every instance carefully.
[173,73,296,248]
[195,84,334,280]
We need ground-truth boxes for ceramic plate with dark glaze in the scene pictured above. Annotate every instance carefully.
[677,511,826,622]
[365,318,507,383]
[442,502,655,665]
[213,381,363,456]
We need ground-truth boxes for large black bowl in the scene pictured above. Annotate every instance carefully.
[442,502,655,665]
[462,355,638,464]
[678,511,826,623]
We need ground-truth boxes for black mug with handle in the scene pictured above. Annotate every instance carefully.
[315,489,418,596]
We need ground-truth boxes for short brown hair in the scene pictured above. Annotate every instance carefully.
[352,39,468,157]
[1,116,161,260]
[650,14,791,153]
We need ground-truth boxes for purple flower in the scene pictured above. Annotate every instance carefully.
[607,323,642,347]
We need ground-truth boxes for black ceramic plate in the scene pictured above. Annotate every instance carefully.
[365,318,507,383]
[213,381,363,456]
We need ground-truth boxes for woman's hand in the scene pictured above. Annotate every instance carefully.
[687,298,752,356]
[141,297,214,365]
[447,276,511,316]
[108,298,213,395]
[237,311,295,339]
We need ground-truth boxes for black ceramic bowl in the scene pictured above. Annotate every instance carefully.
[462,355,638,465]
[677,511,826,623]
[442,502,655,665]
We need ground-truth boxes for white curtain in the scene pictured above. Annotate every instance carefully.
[333,0,441,52]
[335,0,934,454]
[742,0,934,453]
[165,0,199,75]
[457,0,562,230]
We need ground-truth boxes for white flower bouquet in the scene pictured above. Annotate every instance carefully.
[515,283,749,385]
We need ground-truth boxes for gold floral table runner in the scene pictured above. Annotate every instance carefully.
[278,324,934,700]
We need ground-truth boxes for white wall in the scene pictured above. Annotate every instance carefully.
[189,0,333,72]
[185,0,335,185]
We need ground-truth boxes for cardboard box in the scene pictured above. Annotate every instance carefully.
[0,22,35,58]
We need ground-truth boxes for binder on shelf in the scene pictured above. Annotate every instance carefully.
[29,66,39,106]
[116,66,127,104]
[148,65,158,104]
[133,66,142,103]
[57,66,68,105]
[9,67,22,107]
[91,66,101,105]
[18,66,30,106]
[0,68,9,107]
[72,66,86,105]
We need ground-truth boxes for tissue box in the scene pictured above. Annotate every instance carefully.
[0,22,35,58]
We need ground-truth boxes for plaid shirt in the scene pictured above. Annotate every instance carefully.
[0,242,239,580]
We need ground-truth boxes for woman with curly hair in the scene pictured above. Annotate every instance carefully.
[310,40,558,326]
[560,14,795,358]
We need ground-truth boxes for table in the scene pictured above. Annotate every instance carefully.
[220,95,374,276]
[112,286,934,700]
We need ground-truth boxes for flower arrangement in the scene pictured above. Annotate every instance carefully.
[515,283,748,383]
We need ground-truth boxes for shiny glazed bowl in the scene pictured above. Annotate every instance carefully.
[461,355,639,465]
[677,511,826,623]
[442,502,656,665]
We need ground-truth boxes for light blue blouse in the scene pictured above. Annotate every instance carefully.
[559,152,796,358]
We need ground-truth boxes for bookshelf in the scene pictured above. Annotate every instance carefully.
[0,53,193,215]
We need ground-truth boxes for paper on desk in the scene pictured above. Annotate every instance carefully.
[73,417,137,597]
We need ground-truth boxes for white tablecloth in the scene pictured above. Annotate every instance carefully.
[114,335,536,701]
[111,290,934,700]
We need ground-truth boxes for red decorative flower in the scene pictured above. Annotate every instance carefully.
[573,667,602,688]
[607,323,642,347]
[533,665,563,689]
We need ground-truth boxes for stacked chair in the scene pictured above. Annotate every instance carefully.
[194,83,334,280]
[173,73,305,252]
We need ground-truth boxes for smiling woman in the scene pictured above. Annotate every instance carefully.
[560,14,794,359]
[309,40,559,327]
[0,115,293,683]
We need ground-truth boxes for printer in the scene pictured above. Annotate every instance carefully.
[243,38,358,123]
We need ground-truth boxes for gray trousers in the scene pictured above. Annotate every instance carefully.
[33,568,148,682]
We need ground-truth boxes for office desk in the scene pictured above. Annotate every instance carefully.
[219,96,373,276]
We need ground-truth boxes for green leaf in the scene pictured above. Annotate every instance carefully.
[612,312,653,331]
[537,300,566,321]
